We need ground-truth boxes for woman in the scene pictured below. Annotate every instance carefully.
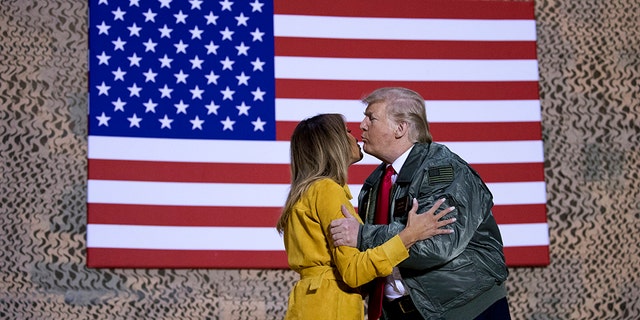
[277,114,455,319]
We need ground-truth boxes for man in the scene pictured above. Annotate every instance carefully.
[330,87,511,320]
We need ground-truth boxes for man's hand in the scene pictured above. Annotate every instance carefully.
[329,205,360,247]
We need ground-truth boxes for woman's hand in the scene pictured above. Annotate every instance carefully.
[398,198,456,248]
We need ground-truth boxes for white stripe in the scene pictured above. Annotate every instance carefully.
[87,224,285,250]
[276,99,542,123]
[87,180,291,207]
[487,182,547,205]
[88,137,543,164]
[86,223,547,250]
[275,57,539,81]
[88,136,290,164]
[498,223,549,246]
[442,141,544,164]
[274,15,536,41]
[88,180,544,207]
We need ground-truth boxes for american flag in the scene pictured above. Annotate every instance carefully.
[87,0,549,268]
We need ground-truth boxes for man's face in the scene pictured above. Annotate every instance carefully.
[360,102,396,160]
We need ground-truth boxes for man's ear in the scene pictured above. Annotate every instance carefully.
[394,121,409,139]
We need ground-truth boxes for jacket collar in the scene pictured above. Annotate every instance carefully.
[396,143,431,185]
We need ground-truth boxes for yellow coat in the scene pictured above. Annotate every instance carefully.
[283,178,409,320]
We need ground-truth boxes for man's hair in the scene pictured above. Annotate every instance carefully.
[277,113,351,234]
[362,87,432,143]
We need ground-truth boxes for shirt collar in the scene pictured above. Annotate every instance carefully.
[389,145,414,175]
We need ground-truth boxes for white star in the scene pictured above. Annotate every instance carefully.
[221,116,235,131]
[96,21,110,35]
[221,86,235,100]
[129,0,140,6]
[127,113,142,128]
[175,40,188,54]
[235,42,249,56]
[235,13,249,26]
[112,37,126,51]
[236,72,250,85]
[205,101,220,115]
[96,51,111,65]
[143,68,158,82]
[98,0,108,5]
[190,115,205,130]
[159,0,171,9]
[96,112,110,126]
[205,41,219,54]
[220,27,234,40]
[174,70,189,84]
[96,82,110,96]
[236,101,251,116]
[143,9,157,22]
[251,57,265,71]
[251,87,266,101]
[159,114,173,129]
[189,26,204,39]
[190,85,204,99]
[220,56,234,70]
[250,28,264,42]
[205,11,219,25]
[189,55,204,69]
[112,7,126,21]
[159,24,172,38]
[205,71,220,84]
[220,0,233,11]
[143,99,158,112]
[174,100,189,114]
[143,38,157,52]
[189,0,203,9]
[250,0,264,12]
[159,54,173,68]
[112,98,126,111]
[127,23,141,36]
[159,84,173,98]
[174,10,188,24]
[128,83,142,97]
[128,53,142,67]
[112,67,126,81]
[251,117,266,131]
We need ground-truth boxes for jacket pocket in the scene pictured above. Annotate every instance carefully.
[421,257,493,309]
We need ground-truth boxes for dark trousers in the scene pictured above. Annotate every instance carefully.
[473,297,512,320]
[383,296,511,320]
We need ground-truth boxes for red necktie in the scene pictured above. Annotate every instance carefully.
[369,165,395,320]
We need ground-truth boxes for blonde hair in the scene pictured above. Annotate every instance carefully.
[362,87,432,143]
[276,114,352,234]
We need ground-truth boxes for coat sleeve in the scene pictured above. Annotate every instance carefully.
[359,160,495,270]
[313,180,409,288]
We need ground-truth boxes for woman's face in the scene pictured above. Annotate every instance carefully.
[347,126,364,164]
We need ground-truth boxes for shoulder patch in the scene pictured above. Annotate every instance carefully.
[428,165,454,185]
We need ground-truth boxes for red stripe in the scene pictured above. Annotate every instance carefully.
[470,163,545,183]
[492,204,547,224]
[89,160,543,184]
[274,0,534,20]
[88,159,290,183]
[276,79,541,100]
[276,38,537,60]
[87,203,280,227]
[87,248,289,269]
[86,246,547,269]
[88,203,543,227]
[278,121,542,142]
[503,246,550,266]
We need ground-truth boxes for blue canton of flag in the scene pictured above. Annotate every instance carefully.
[89,0,275,140]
